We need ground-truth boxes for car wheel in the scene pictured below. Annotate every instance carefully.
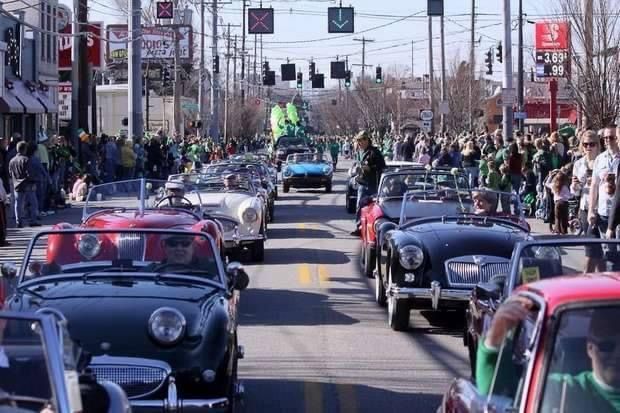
[363,245,375,279]
[374,269,387,307]
[387,273,409,331]
[325,182,332,193]
[283,183,290,193]
[251,240,265,262]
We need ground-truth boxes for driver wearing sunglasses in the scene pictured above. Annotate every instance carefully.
[144,234,217,275]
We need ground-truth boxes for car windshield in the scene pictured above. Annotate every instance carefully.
[0,315,57,408]
[540,305,620,413]
[399,189,522,225]
[513,240,620,289]
[277,136,306,147]
[286,153,331,164]
[83,179,204,218]
[19,229,225,287]
[168,173,253,193]
[379,171,469,199]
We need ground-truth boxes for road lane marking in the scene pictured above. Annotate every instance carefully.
[298,264,312,285]
[318,265,330,286]
[337,383,358,413]
[304,382,323,413]
[298,223,306,230]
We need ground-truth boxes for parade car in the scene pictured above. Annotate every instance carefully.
[346,161,423,214]
[464,238,620,377]
[282,152,333,193]
[439,273,620,413]
[0,310,131,413]
[273,135,311,171]
[375,189,530,331]
[169,173,267,262]
[56,179,226,258]
[7,228,250,413]
[358,167,469,277]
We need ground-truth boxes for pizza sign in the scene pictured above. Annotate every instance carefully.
[107,25,193,62]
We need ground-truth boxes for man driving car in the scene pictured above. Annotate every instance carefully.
[223,174,240,191]
[164,181,187,207]
[145,234,217,275]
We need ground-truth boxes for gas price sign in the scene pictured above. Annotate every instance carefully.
[535,50,569,78]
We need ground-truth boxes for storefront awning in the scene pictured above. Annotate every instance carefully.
[0,89,24,113]
[35,90,57,113]
[10,81,46,114]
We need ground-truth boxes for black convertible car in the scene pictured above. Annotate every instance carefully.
[6,228,249,413]
[375,189,530,331]
[273,135,311,171]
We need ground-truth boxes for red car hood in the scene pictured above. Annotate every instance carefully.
[84,210,199,229]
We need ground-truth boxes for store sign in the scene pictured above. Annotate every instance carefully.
[535,21,570,79]
[107,25,193,62]
[58,83,72,120]
[58,22,103,70]
[535,21,570,50]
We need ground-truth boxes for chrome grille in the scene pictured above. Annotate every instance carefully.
[91,365,167,399]
[445,256,510,287]
[117,233,146,261]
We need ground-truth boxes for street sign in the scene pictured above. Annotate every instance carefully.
[330,61,346,79]
[438,101,449,115]
[422,120,432,132]
[420,110,434,121]
[427,0,444,16]
[281,63,296,81]
[514,111,527,120]
[58,83,71,121]
[501,88,516,105]
[156,2,173,19]
[248,8,274,34]
[107,25,193,63]
[327,7,354,33]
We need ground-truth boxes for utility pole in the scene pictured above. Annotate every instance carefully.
[173,0,183,137]
[253,35,257,97]
[128,0,142,139]
[469,0,475,132]
[583,0,593,128]
[502,0,514,143]
[353,37,374,80]
[233,35,238,98]
[71,0,79,159]
[198,0,206,137]
[517,0,524,133]
[241,0,247,104]
[428,16,435,134]
[411,40,415,81]
[440,15,447,134]
[78,0,90,141]
[224,24,231,145]
[209,0,220,141]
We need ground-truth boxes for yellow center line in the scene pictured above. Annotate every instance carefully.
[337,383,358,413]
[318,265,330,286]
[298,223,306,230]
[304,382,324,413]
[298,264,312,285]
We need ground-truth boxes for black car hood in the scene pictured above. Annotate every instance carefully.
[8,278,228,362]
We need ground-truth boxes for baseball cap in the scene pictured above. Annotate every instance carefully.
[165,181,185,191]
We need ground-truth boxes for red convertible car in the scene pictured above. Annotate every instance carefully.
[440,272,620,413]
[52,179,225,262]
[358,167,469,277]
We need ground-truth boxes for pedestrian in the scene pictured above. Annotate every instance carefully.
[546,170,571,234]
[351,130,386,236]
[572,131,599,261]
[120,139,136,180]
[9,141,40,227]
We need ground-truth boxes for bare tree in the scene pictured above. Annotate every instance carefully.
[558,0,620,128]
[444,58,484,133]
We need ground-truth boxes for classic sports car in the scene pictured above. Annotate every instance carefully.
[464,238,620,377]
[440,273,620,413]
[282,152,333,193]
[57,179,226,258]
[346,161,423,214]
[358,167,469,277]
[273,135,311,171]
[169,173,267,262]
[375,189,530,331]
[0,310,131,412]
[7,228,249,412]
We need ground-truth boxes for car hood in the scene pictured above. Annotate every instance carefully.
[8,279,228,362]
[286,163,329,175]
[84,210,198,230]
[378,199,402,220]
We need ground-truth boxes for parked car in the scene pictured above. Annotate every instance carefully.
[273,136,311,171]
[375,189,530,331]
[6,228,250,413]
[465,238,620,377]
[358,167,469,277]
[170,173,267,262]
[282,152,333,193]
[439,273,620,413]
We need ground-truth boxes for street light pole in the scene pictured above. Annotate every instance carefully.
[502,0,514,143]
[517,0,525,133]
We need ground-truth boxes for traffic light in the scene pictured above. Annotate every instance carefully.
[496,42,503,64]
[530,67,535,82]
[344,70,351,88]
[375,66,383,84]
[213,55,220,74]
[296,72,303,89]
[309,62,316,80]
[263,70,276,86]
[162,67,171,85]
[485,49,493,75]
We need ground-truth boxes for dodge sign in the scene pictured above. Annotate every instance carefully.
[107,25,193,63]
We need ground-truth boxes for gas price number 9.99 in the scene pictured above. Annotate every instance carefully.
[535,50,570,78]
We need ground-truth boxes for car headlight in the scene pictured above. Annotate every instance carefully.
[242,208,259,223]
[283,168,292,177]
[323,166,333,174]
[398,245,424,270]
[148,307,186,346]
[77,234,101,260]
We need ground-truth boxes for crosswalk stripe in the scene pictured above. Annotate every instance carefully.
[298,264,312,285]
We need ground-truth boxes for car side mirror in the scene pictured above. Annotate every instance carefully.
[226,262,249,291]
[475,281,502,301]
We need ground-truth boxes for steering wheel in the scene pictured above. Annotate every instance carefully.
[155,195,194,209]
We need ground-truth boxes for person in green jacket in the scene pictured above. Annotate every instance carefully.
[485,160,501,190]
[477,297,620,413]
[329,139,340,167]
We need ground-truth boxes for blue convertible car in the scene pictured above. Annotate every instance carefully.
[282,153,334,193]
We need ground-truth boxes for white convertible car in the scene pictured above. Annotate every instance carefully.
[169,173,267,262]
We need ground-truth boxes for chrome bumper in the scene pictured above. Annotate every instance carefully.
[389,281,470,310]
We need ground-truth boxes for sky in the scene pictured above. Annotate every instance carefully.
[58,0,559,82]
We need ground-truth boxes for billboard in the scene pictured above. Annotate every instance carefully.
[106,25,193,63]
[58,22,103,70]
[535,21,570,50]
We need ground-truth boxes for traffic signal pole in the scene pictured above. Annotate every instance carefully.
[502,0,514,143]
[128,0,143,139]
[517,0,524,133]
[209,0,220,141]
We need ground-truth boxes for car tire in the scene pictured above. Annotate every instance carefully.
[251,240,265,262]
[283,183,290,193]
[387,274,409,331]
[325,182,332,193]
[374,270,387,307]
[362,244,375,279]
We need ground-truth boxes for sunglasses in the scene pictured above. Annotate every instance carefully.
[604,136,617,141]
[583,142,598,147]
[165,239,192,248]
[591,337,619,354]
